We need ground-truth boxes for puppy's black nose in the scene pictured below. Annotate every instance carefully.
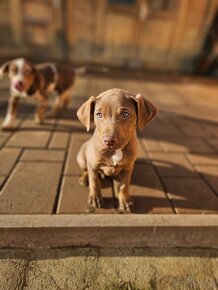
[103,136,117,147]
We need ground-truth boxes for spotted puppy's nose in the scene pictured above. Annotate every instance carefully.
[15,80,23,91]
[103,136,117,147]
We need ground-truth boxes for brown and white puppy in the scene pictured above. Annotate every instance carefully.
[0,58,83,129]
[77,88,157,213]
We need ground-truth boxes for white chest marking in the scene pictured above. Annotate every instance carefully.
[112,149,123,166]
[11,87,28,98]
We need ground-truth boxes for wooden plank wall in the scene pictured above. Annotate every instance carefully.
[66,0,98,60]
[0,0,217,72]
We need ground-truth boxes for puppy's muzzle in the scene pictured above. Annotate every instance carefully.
[14,81,24,92]
[103,135,118,147]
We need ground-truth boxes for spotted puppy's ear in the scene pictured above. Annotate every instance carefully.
[131,93,157,130]
[77,96,96,132]
[0,61,11,79]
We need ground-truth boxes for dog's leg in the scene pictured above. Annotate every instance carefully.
[48,91,71,118]
[79,170,89,186]
[117,169,133,213]
[2,96,19,130]
[87,163,103,211]
[62,91,71,108]
[34,97,48,124]
[77,144,89,186]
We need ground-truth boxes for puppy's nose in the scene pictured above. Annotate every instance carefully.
[15,81,23,91]
[103,136,117,147]
[18,81,23,87]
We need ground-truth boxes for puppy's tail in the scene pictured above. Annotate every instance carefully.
[74,66,87,75]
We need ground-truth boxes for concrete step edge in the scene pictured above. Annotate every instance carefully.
[0,214,217,249]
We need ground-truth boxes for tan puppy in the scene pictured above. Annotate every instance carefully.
[77,88,157,213]
[0,58,84,129]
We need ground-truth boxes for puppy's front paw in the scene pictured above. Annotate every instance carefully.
[118,200,133,214]
[86,195,104,212]
[2,124,15,131]
[34,115,43,125]
[2,118,15,131]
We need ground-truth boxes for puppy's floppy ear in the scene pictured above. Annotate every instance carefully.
[131,93,157,130]
[77,96,96,132]
[0,61,11,79]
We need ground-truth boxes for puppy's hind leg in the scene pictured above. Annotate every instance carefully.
[35,97,48,124]
[62,91,71,108]
[48,90,71,118]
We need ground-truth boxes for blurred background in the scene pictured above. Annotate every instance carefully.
[0,0,218,76]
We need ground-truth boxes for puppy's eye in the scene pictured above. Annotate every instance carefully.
[121,111,130,118]
[96,112,103,119]
[11,67,18,75]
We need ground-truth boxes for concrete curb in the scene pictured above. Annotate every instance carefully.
[0,214,217,249]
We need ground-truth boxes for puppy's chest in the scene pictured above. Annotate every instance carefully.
[98,149,127,176]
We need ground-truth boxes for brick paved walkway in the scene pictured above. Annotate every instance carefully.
[0,75,217,214]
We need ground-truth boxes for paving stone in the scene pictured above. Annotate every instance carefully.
[57,176,89,213]
[196,165,218,195]
[56,119,84,132]
[21,149,65,162]
[0,148,21,175]
[131,163,173,213]
[188,153,218,165]
[56,119,73,128]
[64,133,91,175]
[172,118,213,138]
[57,176,115,214]
[49,132,69,149]
[0,133,10,147]
[0,176,5,188]
[0,162,62,214]
[141,137,164,152]
[149,153,197,177]
[142,119,181,137]
[6,131,51,148]
[136,139,148,161]
[21,118,56,130]
[162,177,218,213]
[161,137,214,153]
